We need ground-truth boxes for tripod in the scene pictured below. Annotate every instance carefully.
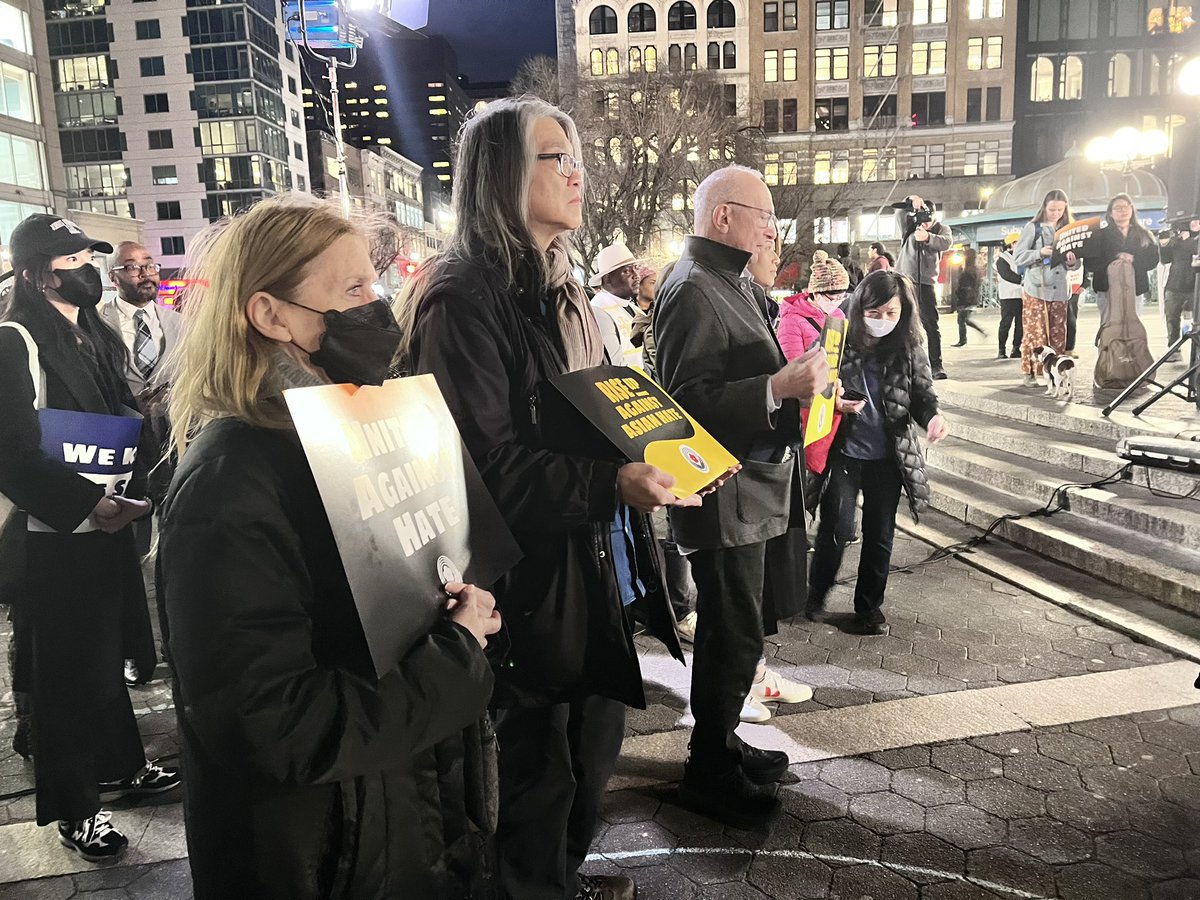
[1103,267,1200,416]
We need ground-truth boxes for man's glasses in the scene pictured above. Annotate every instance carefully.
[112,263,162,275]
[537,152,584,178]
[723,200,778,232]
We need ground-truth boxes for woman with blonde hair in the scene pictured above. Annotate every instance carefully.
[159,194,500,899]
[397,95,689,900]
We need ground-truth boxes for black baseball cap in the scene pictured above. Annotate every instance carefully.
[8,213,114,261]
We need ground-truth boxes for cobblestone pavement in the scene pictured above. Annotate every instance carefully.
[3,532,1200,897]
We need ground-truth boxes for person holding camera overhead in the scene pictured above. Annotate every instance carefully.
[894,195,953,380]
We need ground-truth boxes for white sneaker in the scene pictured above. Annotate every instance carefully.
[675,611,698,644]
[123,659,139,687]
[751,668,814,705]
[740,695,772,723]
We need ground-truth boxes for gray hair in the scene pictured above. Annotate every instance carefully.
[694,165,765,238]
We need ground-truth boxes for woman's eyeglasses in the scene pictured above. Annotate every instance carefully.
[537,153,584,178]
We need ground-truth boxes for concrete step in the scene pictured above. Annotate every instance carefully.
[944,405,1200,498]
[926,469,1200,618]
[925,438,1200,549]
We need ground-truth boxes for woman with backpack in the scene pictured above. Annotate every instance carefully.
[1081,193,1160,334]
[1012,190,1080,387]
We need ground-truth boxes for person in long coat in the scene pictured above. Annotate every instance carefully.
[159,195,500,899]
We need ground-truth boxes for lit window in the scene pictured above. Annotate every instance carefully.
[376,111,389,118]
[815,48,848,81]
[913,41,946,75]
[1030,57,1054,101]
[430,108,448,116]
[782,49,797,81]
[813,150,831,184]
[863,44,897,78]
[985,37,1002,69]
[1059,55,1083,99]
[967,38,983,70]
[433,161,449,168]
[591,49,604,76]
[437,174,450,181]
[378,138,391,145]
[375,98,387,105]
[374,85,386,91]
[345,82,358,88]
[912,0,947,25]
[1107,53,1132,97]
[428,94,445,101]
[764,49,778,82]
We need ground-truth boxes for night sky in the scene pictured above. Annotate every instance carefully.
[425,0,557,83]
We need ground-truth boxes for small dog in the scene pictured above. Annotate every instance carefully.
[1033,345,1075,400]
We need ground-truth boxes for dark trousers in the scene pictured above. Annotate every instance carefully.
[1065,293,1080,352]
[1165,289,1193,348]
[809,456,903,615]
[956,309,985,343]
[998,297,1023,353]
[653,509,695,620]
[916,282,943,369]
[494,695,626,900]
[688,543,766,774]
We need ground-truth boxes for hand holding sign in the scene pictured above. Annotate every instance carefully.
[92,495,150,534]
[771,345,829,405]
[444,582,502,649]
[617,462,686,513]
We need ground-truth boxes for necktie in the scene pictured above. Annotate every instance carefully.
[133,309,158,378]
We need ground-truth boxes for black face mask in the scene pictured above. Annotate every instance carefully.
[285,298,402,386]
[53,265,104,309]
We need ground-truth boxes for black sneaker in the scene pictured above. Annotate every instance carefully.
[740,743,789,785]
[1009,349,1022,359]
[804,603,829,623]
[845,611,887,636]
[933,369,949,380]
[58,810,128,862]
[98,760,181,803]
[679,763,781,829]
[576,873,636,900]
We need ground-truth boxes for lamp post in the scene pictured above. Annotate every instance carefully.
[1084,127,1170,173]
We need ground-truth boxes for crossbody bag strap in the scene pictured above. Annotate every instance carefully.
[0,321,43,409]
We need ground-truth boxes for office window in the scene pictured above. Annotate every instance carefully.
[912,41,946,75]
[285,41,294,61]
[782,98,797,131]
[161,236,185,256]
[669,44,682,72]
[668,1,697,29]
[911,92,945,127]
[628,3,656,31]
[813,150,832,184]
[0,135,42,189]
[764,151,780,186]
[0,3,31,55]
[910,143,945,177]
[967,38,983,71]
[864,44,897,78]
[151,165,177,185]
[135,19,160,39]
[783,0,797,28]
[764,1,778,30]
[1060,55,1083,99]
[644,46,657,71]
[863,94,897,127]
[588,5,617,35]
[815,47,849,81]
[590,49,604,76]
[815,0,848,30]
[288,75,297,94]
[912,0,947,24]
[148,129,173,149]
[606,48,619,74]
[986,86,1001,120]
[156,200,181,220]
[139,56,165,77]
[54,55,111,91]
[55,91,117,128]
[291,108,300,127]
[1107,52,1132,97]
[985,36,1002,69]
[0,63,35,123]
[629,47,643,71]
[684,43,697,70]
[861,147,896,182]
[764,49,778,82]
[782,48,797,80]
[763,98,779,132]
[781,151,798,184]
[708,41,720,69]
[707,0,735,28]
[815,98,848,131]
[144,93,169,114]
[1030,56,1054,102]
[865,0,898,26]
[966,87,982,122]
[963,140,999,176]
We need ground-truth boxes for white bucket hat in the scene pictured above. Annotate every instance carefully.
[589,242,643,288]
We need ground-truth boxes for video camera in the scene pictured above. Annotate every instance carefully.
[892,198,934,226]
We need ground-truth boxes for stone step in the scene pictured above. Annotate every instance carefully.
[944,405,1200,498]
[932,380,1200,444]
[926,469,1200,617]
[925,437,1200,549]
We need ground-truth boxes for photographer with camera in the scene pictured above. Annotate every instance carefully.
[894,195,953,379]
[1161,218,1200,360]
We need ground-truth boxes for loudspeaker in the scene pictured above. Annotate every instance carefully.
[1167,122,1200,223]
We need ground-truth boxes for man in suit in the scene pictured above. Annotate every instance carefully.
[654,165,827,827]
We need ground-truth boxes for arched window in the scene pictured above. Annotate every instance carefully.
[1030,56,1054,101]
[645,46,658,71]
[684,42,698,69]
[589,5,618,34]
[590,48,604,76]
[707,0,736,27]
[668,1,697,30]
[707,42,721,68]
[723,40,736,68]
[668,43,682,71]
[1107,52,1132,97]
[629,46,643,71]
[1059,54,1083,99]
[628,3,656,32]
[606,48,620,75]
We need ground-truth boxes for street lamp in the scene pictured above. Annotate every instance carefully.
[1085,126,1170,171]
[1179,56,1200,96]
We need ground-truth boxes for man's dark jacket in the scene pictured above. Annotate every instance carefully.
[161,420,495,899]
[408,252,684,709]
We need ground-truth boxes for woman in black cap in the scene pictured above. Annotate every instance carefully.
[0,213,179,862]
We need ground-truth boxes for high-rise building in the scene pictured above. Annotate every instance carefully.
[0,0,58,254]
[39,0,309,271]
[1012,0,1196,177]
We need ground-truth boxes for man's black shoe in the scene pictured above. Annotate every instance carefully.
[844,611,887,636]
[740,743,789,785]
[1009,349,1022,358]
[933,369,949,380]
[679,764,781,829]
[804,603,829,623]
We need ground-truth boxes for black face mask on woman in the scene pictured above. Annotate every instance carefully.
[284,298,402,386]
[53,264,104,309]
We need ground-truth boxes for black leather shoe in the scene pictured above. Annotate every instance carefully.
[804,603,828,622]
[679,764,781,828]
[844,611,887,636]
[933,369,949,380]
[740,743,789,785]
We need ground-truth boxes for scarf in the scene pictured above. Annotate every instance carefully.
[548,244,603,371]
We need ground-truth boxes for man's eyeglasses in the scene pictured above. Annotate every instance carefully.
[112,263,162,275]
[723,200,778,232]
[537,152,584,178]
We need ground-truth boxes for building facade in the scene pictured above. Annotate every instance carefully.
[1012,0,1197,178]
[39,0,308,271]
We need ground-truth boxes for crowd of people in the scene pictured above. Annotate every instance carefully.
[1,90,1194,900]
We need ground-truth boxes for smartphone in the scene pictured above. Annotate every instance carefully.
[841,389,868,403]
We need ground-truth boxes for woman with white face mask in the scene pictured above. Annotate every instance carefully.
[806,270,948,636]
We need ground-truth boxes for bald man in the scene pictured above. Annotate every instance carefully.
[654,165,828,827]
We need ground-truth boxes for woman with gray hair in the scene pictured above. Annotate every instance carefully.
[397,96,690,900]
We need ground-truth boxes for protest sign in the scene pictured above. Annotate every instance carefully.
[28,409,143,533]
[543,366,738,498]
[285,376,522,679]
[803,316,845,447]
[1052,216,1103,267]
